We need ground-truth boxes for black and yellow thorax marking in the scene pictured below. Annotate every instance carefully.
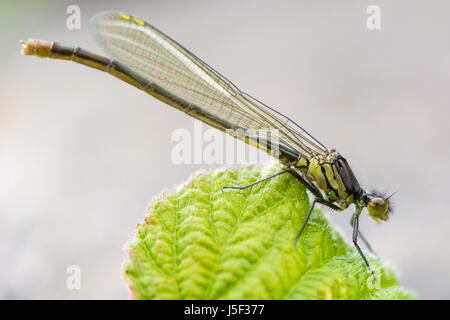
[294,150,361,210]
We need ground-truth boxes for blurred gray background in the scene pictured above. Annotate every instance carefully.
[1,0,449,299]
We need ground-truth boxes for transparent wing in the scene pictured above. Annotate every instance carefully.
[89,11,327,157]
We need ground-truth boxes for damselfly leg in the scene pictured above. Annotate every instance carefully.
[222,169,292,191]
[222,168,321,198]
[294,197,341,247]
[350,216,377,256]
[352,209,377,280]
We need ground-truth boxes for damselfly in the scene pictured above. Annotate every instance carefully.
[20,11,394,278]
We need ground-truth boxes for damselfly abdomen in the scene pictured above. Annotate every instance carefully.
[20,11,394,278]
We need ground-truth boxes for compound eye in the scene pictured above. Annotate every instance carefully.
[367,197,389,220]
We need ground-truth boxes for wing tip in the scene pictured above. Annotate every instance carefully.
[88,10,124,33]
[89,11,147,38]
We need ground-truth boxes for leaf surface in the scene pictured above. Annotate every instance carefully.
[123,164,415,300]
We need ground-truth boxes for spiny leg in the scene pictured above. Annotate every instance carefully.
[352,210,376,280]
[223,167,321,198]
[294,197,341,248]
[222,168,292,191]
[350,216,377,256]
[294,198,318,247]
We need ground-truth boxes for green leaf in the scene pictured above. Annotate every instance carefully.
[123,163,415,300]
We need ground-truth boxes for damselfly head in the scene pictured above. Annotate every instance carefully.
[365,191,395,223]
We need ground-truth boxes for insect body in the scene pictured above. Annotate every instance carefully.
[20,11,392,278]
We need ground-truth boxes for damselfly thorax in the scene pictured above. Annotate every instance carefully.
[267,141,361,211]
[292,150,360,211]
